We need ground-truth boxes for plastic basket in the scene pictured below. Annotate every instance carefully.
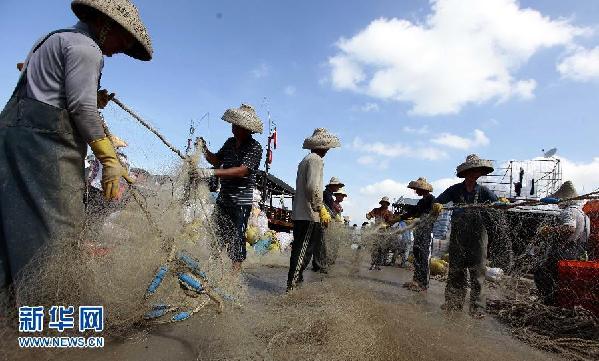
[557,260,599,316]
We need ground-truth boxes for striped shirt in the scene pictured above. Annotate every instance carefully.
[216,137,263,206]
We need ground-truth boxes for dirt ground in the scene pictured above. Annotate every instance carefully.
[4,256,560,361]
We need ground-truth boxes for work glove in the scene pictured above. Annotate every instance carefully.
[498,197,509,203]
[90,137,133,200]
[431,203,443,216]
[320,207,332,225]
[97,89,115,109]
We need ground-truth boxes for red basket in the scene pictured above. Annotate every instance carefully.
[557,260,599,316]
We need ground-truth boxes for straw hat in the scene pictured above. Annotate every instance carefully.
[551,181,578,199]
[408,177,433,192]
[334,187,348,197]
[221,104,263,134]
[302,128,341,150]
[71,0,153,61]
[379,196,390,205]
[456,154,494,178]
[109,134,128,148]
[327,177,345,188]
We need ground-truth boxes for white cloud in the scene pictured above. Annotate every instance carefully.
[361,102,380,112]
[284,85,296,96]
[251,63,270,78]
[328,0,588,115]
[560,157,599,194]
[353,137,448,160]
[357,155,389,169]
[431,129,490,150]
[558,46,599,81]
[403,125,430,134]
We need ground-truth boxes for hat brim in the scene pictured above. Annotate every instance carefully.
[456,166,494,178]
[379,201,390,206]
[71,3,152,61]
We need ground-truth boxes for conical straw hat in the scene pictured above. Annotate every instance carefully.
[408,177,433,192]
[456,154,494,178]
[221,104,264,134]
[551,180,578,199]
[327,177,344,187]
[302,128,341,150]
[71,0,153,61]
[334,187,348,197]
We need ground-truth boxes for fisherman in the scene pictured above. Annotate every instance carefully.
[325,187,348,266]
[312,177,344,273]
[324,177,344,214]
[0,0,152,297]
[534,181,590,305]
[435,154,500,317]
[196,104,264,273]
[332,187,347,219]
[366,196,396,270]
[287,128,340,291]
[399,177,442,291]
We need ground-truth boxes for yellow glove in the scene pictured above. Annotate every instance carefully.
[431,203,443,216]
[320,207,332,225]
[90,137,133,200]
[498,197,509,204]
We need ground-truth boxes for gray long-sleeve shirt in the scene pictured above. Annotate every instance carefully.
[292,152,324,222]
[23,22,106,143]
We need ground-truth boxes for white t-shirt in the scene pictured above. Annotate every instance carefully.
[559,203,590,249]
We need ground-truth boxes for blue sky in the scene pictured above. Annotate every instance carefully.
[1,0,598,223]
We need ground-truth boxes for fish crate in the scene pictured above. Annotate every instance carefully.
[557,260,599,316]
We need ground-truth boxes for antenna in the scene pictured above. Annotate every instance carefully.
[542,148,557,158]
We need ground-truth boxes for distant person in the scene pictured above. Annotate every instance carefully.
[435,154,499,318]
[196,104,263,273]
[367,196,396,270]
[287,128,340,291]
[313,177,344,273]
[534,181,590,305]
[399,177,441,291]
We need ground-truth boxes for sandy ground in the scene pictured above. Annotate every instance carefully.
[5,255,560,361]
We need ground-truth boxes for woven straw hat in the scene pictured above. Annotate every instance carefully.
[551,181,578,199]
[71,0,153,61]
[302,128,341,150]
[334,187,348,197]
[379,196,390,205]
[408,177,433,192]
[456,154,494,178]
[327,177,345,188]
[221,104,263,134]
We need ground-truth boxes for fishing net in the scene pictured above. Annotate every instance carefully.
[0,102,250,361]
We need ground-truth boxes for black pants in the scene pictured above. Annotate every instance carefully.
[215,203,252,262]
[312,229,328,271]
[287,220,322,289]
[413,220,433,288]
[534,259,558,306]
